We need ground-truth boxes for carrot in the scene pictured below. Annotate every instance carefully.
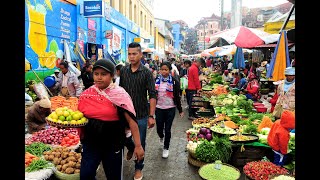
[224,121,238,129]
[257,116,274,132]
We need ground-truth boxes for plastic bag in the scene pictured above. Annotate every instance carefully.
[180,77,188,90]
[25,93,34,106]
[33,83,50,99]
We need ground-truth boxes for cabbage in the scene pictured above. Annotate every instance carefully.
[258,134,268,145]
[260,128,271,135]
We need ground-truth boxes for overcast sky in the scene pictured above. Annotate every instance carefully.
[154,0,290,27]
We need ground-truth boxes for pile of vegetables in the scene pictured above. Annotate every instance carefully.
[199,163,240,180]
[209,73,223,84]
[25,142,52,157]
[60,133,80,147]
[186,128,200,142]
[25,152,39,167]
[243,161,289,180]
[25,127,78,145]
[44,147,81,174]
[195,136,232,163]
[25,159,53,172]
[197,127,213,141]
[186,141,201,155]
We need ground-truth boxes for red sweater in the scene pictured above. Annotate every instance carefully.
[187,63,201,90]
[270,93,279,112]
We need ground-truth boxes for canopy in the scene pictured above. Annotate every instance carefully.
[143,48,155,53]
[209,26,280,48]
[215,45,237,57]
[266,30,291,81]
[233,47,245,69]
[203,47,223,56]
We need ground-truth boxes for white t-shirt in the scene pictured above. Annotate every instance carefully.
[62,72,70,87]
[115,76,120,86]
[171,64,179,75]
[227,62,233,70]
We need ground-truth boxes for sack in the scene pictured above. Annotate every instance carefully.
[273,104,283,119]
[180,77,188,90]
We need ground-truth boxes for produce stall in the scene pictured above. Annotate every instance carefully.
[185,71,295,179]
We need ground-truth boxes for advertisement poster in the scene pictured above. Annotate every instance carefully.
[107,26,122,60]
[88,18,96,30]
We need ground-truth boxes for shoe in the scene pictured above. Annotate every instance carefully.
[162,149,169,158]
[126,151,133,161]
[134,170,143,180]
[188,116,196,120]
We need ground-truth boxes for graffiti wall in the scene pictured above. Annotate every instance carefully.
[25,0,77,81]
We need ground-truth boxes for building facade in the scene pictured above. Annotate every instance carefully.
[171,20,188,54]
[154,18,174,60]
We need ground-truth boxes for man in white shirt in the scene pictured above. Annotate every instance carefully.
[227,60,233,72]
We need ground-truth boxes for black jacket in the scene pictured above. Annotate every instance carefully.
[81,71,94,90]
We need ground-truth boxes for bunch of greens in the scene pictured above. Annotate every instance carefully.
[209,74,223,85]
[195,136,232,163]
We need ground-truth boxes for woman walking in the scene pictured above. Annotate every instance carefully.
[155,61,184,158]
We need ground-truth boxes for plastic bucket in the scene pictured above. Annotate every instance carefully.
[44,76,56,88]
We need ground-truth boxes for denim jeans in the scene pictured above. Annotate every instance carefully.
[155,107,176,149]
[134,116,148,171]
[80,143,123,180]
[186,90,197,117]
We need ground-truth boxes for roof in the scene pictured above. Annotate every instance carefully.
[253,42,294,48]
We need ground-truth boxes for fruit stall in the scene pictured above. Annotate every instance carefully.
[185,72,295,180]
[25,95,88,180]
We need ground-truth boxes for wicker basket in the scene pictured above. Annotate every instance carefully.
[54,170,80,180]
[187,154,208,167]
[269,174,295,179]
[46,118,88,128]
[198,163,241,180]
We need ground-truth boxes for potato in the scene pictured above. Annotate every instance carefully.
[43,151,49,155]
[74,169,80,174]
[76,163,81,169]
[55,152,61,158]
[60,160,67,165]
[65,167,75,174]
[62,164,69,171]
[67,156,77,162]
[44,155,49,161]
[62,152,69,159]
[68,161,77,168]
[48,155,55,161]
[53,158,61,165]
[56,165,62,171]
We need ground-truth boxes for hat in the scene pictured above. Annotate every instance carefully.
[116,62,125,67]
[39,98,51,108]
[261,61,268,67]
[54,69,60,73]
[93,59,115,74]
[285,67,295,75]
[273,80,281,86]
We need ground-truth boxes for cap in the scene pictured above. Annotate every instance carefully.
[285,67,295,75]
[39,98,51,108]
[93,59,115,74]
[54,69,60,73]
[116,62,125,67]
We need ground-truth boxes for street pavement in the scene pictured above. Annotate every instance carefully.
[96,100,247,180]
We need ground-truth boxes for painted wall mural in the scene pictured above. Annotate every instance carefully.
[25,0,76,81]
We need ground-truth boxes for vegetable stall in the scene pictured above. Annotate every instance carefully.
[186,72,295,179]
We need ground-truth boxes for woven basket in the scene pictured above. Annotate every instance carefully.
[46,118,88,128]
[188,150,197,159]
[54,170,80,180]
[187,154,208,167]
[198,163,241,180]
[269,174,295,179]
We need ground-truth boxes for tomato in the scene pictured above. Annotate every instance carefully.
[64,137,70,141]
[68,134,74,139]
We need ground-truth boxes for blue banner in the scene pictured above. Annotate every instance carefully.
[83,0,104,17]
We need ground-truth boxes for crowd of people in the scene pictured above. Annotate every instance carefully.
[25,41,295,180]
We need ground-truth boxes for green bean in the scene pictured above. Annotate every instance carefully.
[25,159,52,172]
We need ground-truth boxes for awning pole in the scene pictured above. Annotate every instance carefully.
[279,4,295,33]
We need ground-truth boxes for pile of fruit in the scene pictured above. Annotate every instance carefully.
[47,107,87,126]
[50,96,78,111]
[243,161,289,180]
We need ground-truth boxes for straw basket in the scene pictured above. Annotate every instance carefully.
[46,118,88,128]
[187,154,208,167]
[54,170,80,180]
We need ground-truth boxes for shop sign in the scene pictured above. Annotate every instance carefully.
[134,37,141,43]
[83,1,104,18]
[144,39,150,43]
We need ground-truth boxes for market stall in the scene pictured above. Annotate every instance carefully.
[185,71,295,179]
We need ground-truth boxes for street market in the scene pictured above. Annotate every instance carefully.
[25,0,295,179]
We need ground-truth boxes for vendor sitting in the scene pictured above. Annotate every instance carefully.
[26,97,52,134]
[241,72,260,101]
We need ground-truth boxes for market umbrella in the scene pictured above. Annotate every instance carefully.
[204,47,223,56]
[209,26,280,48]
[266,30,291,81]
[233,47,245,69]
[215,45,237,57]
[201,51,211,57]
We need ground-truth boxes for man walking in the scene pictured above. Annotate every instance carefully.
[120,42,157,180]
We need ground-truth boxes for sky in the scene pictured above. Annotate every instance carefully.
[153,0,290,27]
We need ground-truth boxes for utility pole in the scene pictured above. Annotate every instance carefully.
[203,21,206,50]
[219,0,224,46]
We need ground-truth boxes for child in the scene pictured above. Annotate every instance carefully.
[267,110,295,166]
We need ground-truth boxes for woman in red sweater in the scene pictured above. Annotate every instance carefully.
[269,81,280,112]
[243,72,260,101]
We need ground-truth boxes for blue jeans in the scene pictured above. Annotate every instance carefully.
[134,116,148,171]
[155,107,176,149]
[186,90,197,117]
[80,143,123,180]
[273,150,288,166]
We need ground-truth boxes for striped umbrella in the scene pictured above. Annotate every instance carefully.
[266,30,291,81]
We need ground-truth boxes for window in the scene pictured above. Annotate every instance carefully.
[134,5,137,23]
[150,20,153,36]
[129,1,132,20]
[145,15,147,31]
[140,11,143,28]
[110,0,114,8]
[119,0,123,14]
[211,24,213,28]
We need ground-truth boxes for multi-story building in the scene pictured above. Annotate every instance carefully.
[195,14,221,52]
[171,20,188,54]
[154,18,174,61]
[106,0,155,49]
